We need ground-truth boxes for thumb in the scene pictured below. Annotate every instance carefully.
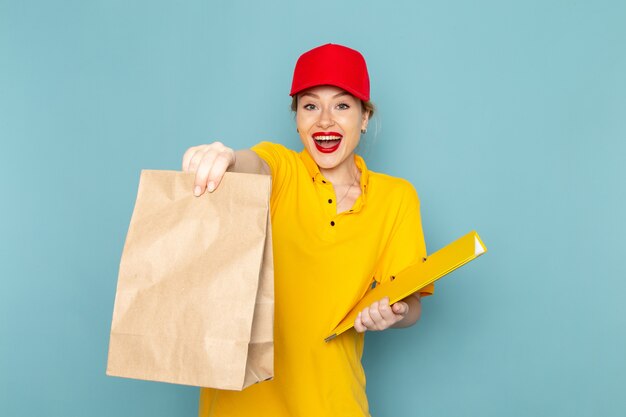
[392,301,408,315]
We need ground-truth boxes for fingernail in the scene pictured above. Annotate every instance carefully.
[194,186,202,196]
[207,181,215,193]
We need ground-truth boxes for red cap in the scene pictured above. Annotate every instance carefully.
[290,43,370,101]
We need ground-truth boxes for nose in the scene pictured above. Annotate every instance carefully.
[316,107,335,129]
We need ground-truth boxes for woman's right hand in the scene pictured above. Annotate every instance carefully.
[182,142,236,196]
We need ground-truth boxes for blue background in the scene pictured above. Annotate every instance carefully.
[1,1,625,416]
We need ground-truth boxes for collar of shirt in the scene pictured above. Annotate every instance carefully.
[299,148,370,213]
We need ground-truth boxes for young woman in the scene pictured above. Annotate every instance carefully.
[182,43,434,417]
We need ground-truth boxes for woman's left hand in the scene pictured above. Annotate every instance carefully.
[354,296,409,333]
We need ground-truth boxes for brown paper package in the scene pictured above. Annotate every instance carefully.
[106,170,274,390]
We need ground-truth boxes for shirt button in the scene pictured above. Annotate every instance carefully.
[330,221,335,226]
[328,199,333,204]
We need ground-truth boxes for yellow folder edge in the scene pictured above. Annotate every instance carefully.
[325,231,487,342]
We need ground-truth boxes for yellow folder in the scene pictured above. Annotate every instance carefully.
[325,231,487,342]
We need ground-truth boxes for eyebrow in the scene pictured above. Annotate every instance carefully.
[299,91,352,99]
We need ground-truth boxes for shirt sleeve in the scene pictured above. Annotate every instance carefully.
[250,141,287,174]
[374,181,434,297]
[250,141,291,204]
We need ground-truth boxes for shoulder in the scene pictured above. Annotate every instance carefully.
[251,141,297,155]
[368,171,421,206]
[251,141,296,159]
[251,141,289,152]
[251,141,301,173]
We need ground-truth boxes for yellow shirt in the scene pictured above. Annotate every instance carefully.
[199,142,433,417]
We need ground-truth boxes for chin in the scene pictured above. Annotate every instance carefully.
[312,152,346,170]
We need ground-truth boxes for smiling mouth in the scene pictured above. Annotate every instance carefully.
[312,132,343,153]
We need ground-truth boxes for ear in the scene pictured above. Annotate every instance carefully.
[361,109,370,131]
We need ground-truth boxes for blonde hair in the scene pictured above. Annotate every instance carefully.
[290,96,376,118]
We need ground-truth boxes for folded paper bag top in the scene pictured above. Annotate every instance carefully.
[106,170,274,390]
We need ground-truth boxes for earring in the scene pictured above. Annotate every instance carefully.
[361,128,367,134]
[296,128,299,133]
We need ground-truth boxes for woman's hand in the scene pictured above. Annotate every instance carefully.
[354,294,421,333]
[182,142,236,196]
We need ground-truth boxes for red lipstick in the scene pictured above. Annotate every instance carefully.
[312,132,343,154]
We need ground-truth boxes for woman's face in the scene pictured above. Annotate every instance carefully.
[296,85,369,172]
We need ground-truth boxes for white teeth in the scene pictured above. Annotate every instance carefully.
[314,135,342,141]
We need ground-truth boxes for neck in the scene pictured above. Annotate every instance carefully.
[319,154,360,185]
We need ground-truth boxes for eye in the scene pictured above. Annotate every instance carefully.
[336,103,350,110]
[303,103,317,110]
